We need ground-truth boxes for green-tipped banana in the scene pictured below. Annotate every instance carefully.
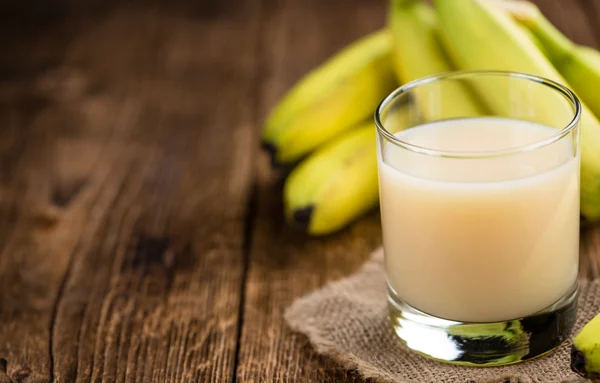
[434,0,600,221]
[389,0,485,119]
[284,107,410,235]
[571,312,600,379]
[501,0,600,122]
[262,29,397,166]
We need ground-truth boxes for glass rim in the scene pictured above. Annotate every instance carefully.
[374,70,581,159]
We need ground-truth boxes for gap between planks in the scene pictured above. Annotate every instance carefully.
[231,1,267,380]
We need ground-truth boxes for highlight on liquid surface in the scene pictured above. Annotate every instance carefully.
[378,117,579,323]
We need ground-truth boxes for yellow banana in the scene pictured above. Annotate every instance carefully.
[571,312,600,379]
[284,107,410,235]
[434,0,600,221]
[262,29,397,166]
[501,0,600,122]
[389,0,485,119]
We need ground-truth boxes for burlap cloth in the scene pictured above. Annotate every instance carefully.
[285,248,599,383]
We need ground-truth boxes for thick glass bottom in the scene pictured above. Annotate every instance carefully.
[388,284,578,366]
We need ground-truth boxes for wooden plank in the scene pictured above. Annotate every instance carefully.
[0,15,92,383]
[236,0,386,381]
[238,0,600,381]
[0,1,260,382]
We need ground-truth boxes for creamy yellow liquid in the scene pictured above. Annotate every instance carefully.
[378,117,579,322]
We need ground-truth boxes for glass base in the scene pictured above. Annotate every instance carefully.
[388,284,578,366]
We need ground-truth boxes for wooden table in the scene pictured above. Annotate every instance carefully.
[1,0,600,381]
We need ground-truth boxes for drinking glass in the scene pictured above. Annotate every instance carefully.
[375,71,581,365]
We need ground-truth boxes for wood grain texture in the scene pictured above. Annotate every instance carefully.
[0,1,260,382]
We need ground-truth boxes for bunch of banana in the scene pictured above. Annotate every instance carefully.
[265,0,600,235]
[263,29,397,235]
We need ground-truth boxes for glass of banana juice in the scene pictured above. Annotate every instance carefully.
[375,71,581,366]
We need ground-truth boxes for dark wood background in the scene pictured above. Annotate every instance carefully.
[1,0,599,382]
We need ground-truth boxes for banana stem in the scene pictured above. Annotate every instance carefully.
[501,0,574,63]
